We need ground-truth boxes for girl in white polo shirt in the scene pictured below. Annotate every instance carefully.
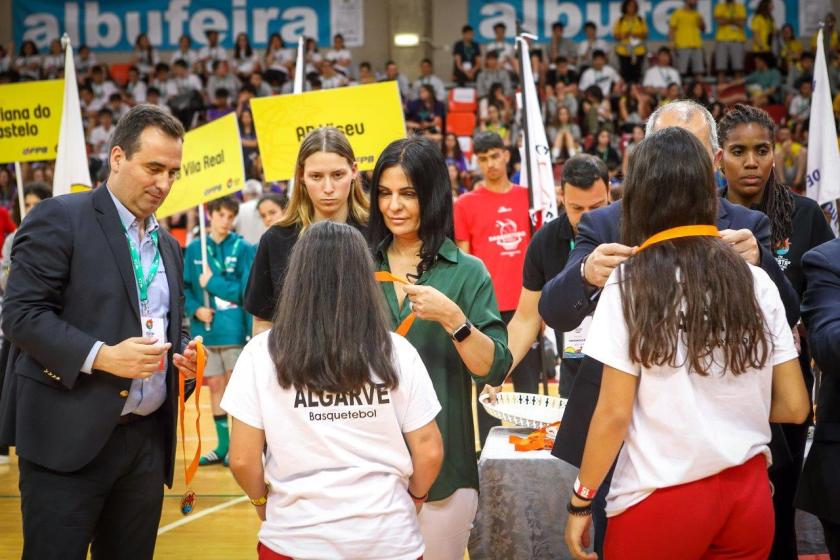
[564,127,809,560]
[223,221,444,560]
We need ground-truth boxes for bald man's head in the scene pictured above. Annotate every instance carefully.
[646,100,719,161]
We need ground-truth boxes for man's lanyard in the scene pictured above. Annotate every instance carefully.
[569,239,576,251]
[206,237,241,276]
[124,226,160,312]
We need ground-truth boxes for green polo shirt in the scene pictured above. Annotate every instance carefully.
[375,237,512,501]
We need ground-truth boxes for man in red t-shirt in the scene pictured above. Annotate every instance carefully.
[454,131,540,446]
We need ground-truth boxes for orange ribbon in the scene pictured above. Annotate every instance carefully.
[375,271,416,337]
[637,225,721,252]
[178,340,205,506]
[508,422,561,451]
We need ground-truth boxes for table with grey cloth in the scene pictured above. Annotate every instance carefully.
[468,426,584,560]
[468,427,827,559]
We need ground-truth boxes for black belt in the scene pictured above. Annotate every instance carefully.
[117,412,153,425]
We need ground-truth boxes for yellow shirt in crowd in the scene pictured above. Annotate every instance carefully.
[780,38,804,64]
[614,16,648,57]
[670,8,704,49]
[714,2,746,42]
[751,14,774,52]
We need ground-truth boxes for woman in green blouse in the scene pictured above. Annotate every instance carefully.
[368,136,512,560]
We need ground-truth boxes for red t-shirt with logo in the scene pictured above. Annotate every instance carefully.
[453,185,531,312]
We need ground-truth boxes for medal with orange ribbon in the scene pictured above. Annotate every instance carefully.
[375,271,416,336]
[178,339,205,515]
[636,225,721,252]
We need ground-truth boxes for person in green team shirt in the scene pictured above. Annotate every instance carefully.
[368,136,512,560]
[184,196,255,466]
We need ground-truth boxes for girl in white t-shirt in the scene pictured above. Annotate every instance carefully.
[564,127,809,560]
[223,221,443,560]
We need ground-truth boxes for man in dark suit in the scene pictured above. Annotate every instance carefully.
[796,238,840,558]
[538,99,800,554]
[0,105,204,560]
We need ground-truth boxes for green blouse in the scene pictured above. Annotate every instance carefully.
[375,237,512,501]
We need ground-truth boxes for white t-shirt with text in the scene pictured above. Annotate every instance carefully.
[583,264,798,517]
[222,332,441,559]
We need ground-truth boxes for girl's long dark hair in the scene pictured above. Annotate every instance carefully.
[268,221,398,392]
[368,136,454,280]
[718,104,795,250]
[620,127,769,375]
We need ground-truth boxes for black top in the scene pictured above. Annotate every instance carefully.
[244,220,367,321]
[546,68,579,88]
[523,211,575,291]
[774,193,835,297]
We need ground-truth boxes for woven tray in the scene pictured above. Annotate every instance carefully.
[478,392,567,429]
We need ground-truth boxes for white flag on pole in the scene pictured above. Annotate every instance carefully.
[806,28,840,234]
[516,38,559,228]
[293,37,305,95]
[53,34,92,197]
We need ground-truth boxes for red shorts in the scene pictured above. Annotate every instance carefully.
[258,542,423,559]
[604,454,774,560]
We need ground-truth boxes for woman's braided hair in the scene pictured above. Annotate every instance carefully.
[718,104,795,250]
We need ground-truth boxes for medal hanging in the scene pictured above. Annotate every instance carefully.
[178,339,206,515]
[375,271,416,336]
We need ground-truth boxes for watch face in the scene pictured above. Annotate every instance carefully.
[453,321,472,342]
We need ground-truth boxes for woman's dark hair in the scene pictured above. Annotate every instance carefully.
[368,136,454,281]
[442,132,464,160]
[265,33,284,56]
[20,40,38,56]
[756,0,773,19]
[621,0,638,16]
[419,84,437,105]
[619,127,769,376]
[269,221,398,392]
[12,182,52,226]
[718,104,794,250]
[234,33,253,59]
[134,33,153,61]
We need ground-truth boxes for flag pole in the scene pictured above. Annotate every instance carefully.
[516,32,536,236]
[14,162,25,221]
[516,26,549,397]
[198,203,212,330]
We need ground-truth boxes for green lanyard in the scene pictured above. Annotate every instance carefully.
[569,239,576,251]
[206,237,241,275]
[124,226,160,311]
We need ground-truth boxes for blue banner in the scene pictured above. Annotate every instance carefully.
[468,0,800,44]
[14,0,331,52]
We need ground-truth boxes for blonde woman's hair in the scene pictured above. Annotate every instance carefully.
[278,127,369,232]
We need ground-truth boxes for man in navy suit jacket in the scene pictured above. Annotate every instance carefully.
[538,100,800,554]
[796,238,840,557]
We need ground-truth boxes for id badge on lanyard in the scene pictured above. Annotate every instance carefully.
[126,227,166,371]
[141,315,167,372]
[563,316,592,359]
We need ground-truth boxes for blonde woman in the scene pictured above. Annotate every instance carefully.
[244,127,369,334]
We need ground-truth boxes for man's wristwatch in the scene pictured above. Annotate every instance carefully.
[450,319,473,342]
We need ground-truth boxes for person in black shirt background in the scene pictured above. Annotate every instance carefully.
[718,104,835,560]
[485,154,610,401]
[244,127,369,335]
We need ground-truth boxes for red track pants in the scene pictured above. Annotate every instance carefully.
[604,454,774,559]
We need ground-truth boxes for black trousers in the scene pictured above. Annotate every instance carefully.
[19,412,166,560]
[617,55,642,84]
[475,310,542,448]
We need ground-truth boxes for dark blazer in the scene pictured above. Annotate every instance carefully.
[0,186,191,487]
[539,198,801,467]
[796,239,840,523]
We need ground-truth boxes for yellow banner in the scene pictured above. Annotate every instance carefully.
[251,81,406,181]
[156,113,245,219]
[0,80,64,163]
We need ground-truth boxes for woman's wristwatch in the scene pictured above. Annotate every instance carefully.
[450,319,473,342]
[250,482,271,506]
